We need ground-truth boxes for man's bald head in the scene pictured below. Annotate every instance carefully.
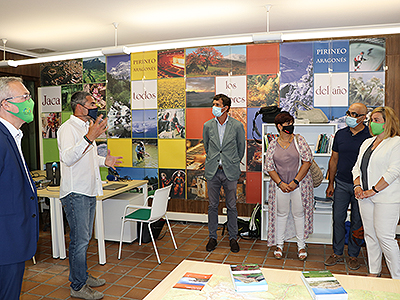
[349,103,368,115]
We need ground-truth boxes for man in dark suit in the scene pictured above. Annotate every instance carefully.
[203,94,245,253]
[0,77,38,299]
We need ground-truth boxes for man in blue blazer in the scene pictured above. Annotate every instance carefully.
[0,77,38,299]
[203,94,245,253]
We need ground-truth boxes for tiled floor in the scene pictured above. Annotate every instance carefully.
[21,221,393,299]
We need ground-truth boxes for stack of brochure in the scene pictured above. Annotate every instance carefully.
[314,196,333,212]
[301,270,348,300]
[229,264,268,293]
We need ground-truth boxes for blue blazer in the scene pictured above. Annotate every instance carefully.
[203,116,245,181]
[0,122,38,265]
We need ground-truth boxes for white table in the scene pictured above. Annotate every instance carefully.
[144,260,400,299]
[37,180,148,264]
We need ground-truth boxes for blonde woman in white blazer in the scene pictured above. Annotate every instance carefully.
[352,106,400,279]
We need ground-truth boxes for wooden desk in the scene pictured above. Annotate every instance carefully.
[144,260,400,300]
[36,179,148,265]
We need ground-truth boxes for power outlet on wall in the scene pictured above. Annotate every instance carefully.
[222,208,227,214]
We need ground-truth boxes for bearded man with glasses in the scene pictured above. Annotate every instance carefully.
[324,103,370,270]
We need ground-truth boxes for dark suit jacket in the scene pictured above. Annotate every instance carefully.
[203,116,245,181]
[0,121,38,265]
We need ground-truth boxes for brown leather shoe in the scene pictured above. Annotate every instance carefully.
[324,253,343,266]
[348,257,360,270]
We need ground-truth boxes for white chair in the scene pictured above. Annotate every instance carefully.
[118,185,177,264]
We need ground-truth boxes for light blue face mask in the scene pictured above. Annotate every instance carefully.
[345,116,359,128]
[212,106,223,118]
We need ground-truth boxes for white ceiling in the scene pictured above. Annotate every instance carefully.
[1,0,400,56]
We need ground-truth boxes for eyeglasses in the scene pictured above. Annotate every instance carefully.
[4,94,32,102]
[346,110,365,118]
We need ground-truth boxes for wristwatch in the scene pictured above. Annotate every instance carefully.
[372,186,379,193]
[293,178,299,185]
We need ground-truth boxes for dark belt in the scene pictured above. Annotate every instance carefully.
[218,165,223,169]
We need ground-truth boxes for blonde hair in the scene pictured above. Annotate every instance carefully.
[369,106,400,138]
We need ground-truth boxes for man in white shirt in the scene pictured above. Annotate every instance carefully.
[0,77,38,300]
[58,91,122,300]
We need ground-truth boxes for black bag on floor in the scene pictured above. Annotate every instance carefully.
[137,218,166,243]
[239,204,262,239]
[221,218,249,237]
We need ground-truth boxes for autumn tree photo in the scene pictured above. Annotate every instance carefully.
[186,47,223,75]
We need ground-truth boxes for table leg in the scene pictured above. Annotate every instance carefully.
[95,199,106,265]
[49,197,66,259]
[55,198,66,259]
[49,197,59,259]
[142,183,148,204]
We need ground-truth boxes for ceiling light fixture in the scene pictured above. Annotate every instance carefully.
[281,23,400,41]
[125,34,253,53]
[252,5,282,43]
[0,60,17,67]
[0,38,18,67]
[7,50,103,67]
[2,38,7,60]
[101,22,130,56]
[1,23,400,68]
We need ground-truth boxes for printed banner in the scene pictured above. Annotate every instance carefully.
[131,80,157,109]
[314,40,349,73]
[215,76,246,107]
[314,73,349,107]
[39,86,62,113]
[131,51,158,80]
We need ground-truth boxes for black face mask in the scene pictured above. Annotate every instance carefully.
[78,103,99,120]
[282,124,294,134]
[87,107,99,120]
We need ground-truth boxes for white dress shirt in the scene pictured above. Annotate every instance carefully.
[215,115,229,165]
[57,115,106,198]
[0,117,35,193]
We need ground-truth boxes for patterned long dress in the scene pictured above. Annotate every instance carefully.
[264,134,314,247]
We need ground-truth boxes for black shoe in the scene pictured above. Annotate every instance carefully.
[206,238,217,252]
[230,239,240,253]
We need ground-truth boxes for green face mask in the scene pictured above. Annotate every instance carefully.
[370,121,385,136]
[7,98,35,123]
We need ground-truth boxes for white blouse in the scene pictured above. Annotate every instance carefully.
[352,136,400,203]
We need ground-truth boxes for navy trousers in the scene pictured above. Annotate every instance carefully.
[0,261,25,300]
[332,179,362,257]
